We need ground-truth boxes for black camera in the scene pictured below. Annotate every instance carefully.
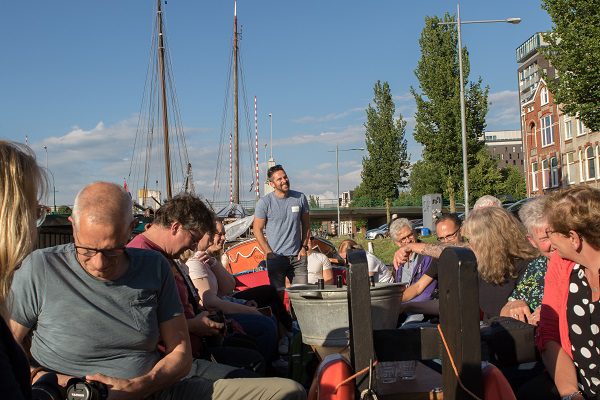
[66,378,108,400]
[31,373,64,400]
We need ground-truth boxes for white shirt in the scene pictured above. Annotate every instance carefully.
[307,252,332,284]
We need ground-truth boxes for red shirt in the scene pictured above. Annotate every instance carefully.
[536,251,575,359]
[127,234,207,358]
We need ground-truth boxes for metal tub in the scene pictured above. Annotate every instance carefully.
[287,283,406,347]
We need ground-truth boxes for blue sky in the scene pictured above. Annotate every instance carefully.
[0,1,552,206]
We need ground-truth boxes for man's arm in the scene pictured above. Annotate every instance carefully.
[298,212,310,260]
[87,314,192,399]
[253,217,273,256]
[393,242,470,268]
[10,320,77,387]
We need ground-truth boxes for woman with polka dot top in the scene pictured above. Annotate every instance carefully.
[537,185,600,400]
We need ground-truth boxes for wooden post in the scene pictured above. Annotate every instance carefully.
[347,249,374,392]
[438,247,483,400]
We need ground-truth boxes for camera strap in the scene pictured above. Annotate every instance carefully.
[172,260,202,316]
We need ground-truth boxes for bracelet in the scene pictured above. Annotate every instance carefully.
[561,391,583,400]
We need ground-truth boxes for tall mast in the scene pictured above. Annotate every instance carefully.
[232,0,240,204]
[157,0,172,199]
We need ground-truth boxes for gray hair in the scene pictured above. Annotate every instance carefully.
[72,182,133,228]
[389,218,412,241]
[518,197,547,235]
[473,195,502,209]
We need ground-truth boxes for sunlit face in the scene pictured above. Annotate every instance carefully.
[270,170,290,194]
[173,225,203,257]
[528,224,552,258]
[546,227,577,260]
[213,222,226,248]
[394,226,415,246]
[436,220,462,244]
[72,217,130,281]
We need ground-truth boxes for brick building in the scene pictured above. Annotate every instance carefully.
[517,32,599,195]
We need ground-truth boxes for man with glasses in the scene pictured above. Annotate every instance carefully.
[253,164,310,294]
[389,218,437,306]
[435,213,463,245]
[10,182,305,400]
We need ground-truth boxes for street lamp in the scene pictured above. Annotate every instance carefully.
[42,145,57,213]
[438,4,520,218]
[328,145,364,236]
[268,113,273,160]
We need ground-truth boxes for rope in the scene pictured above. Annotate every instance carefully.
[333,360,378,393]
[436,324,483,400]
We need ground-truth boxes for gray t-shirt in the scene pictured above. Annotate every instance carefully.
[10,243,183,379]
[254,190,309,256]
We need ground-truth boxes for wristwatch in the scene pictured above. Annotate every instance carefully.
[302,245,309,251]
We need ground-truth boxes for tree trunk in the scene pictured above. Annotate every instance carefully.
[386,197,391,225]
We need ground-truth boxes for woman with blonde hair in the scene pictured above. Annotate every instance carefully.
[0,141,46,399]
[462,206,539,319]
[398,207,538,320]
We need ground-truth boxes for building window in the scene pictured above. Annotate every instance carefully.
[577,119,586,136]
[564,120,573,140]
[550,157,559,187]
[509,153,512,159]
[542,159,549,189]
[586,146,596,180]
[579,150,584,182]
[541,87,549,105]
[541,115,554,147]
[566,152,577,184]
[532,162,539,191]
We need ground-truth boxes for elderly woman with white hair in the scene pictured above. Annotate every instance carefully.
[500,196,551,325]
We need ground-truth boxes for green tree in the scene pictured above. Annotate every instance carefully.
[409,160,443,198]
[468,149,504,201]
[411,14,489,211]
[308,195,320,209]
[500,166,527,200]
[361,80,411,202]
[542,0,600,131]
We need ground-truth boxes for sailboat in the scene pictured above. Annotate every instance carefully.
[128,0,198,211]
[213,2,343,280]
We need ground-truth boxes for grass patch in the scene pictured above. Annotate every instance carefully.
[327,234,438,265]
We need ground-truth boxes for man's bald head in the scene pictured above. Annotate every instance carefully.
[71,182,133,229]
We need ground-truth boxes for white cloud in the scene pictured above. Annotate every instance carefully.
[487,90,520,130]
[281,125,365,146]
[293,107,364,124]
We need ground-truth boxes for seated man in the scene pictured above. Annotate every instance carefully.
[129,196,277,366]
[399,214,464,302]
[389,218,437,301]
[10,182,305,400]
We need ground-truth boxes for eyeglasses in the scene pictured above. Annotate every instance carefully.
[397,231,415,243]
[438,228,460,243]
[75,245,126,258]
[36,205,48,228]
[186,229,203,243]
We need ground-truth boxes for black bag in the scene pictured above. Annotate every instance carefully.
[480,316,538,367]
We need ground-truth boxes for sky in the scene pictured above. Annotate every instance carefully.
[0,1,553,207]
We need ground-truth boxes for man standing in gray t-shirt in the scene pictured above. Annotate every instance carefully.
[253,164,310,292]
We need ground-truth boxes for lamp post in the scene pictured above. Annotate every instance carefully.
[42,146,57,213]
[268,113,273,160]
[438,5,520,218]
[328,145,364,236]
